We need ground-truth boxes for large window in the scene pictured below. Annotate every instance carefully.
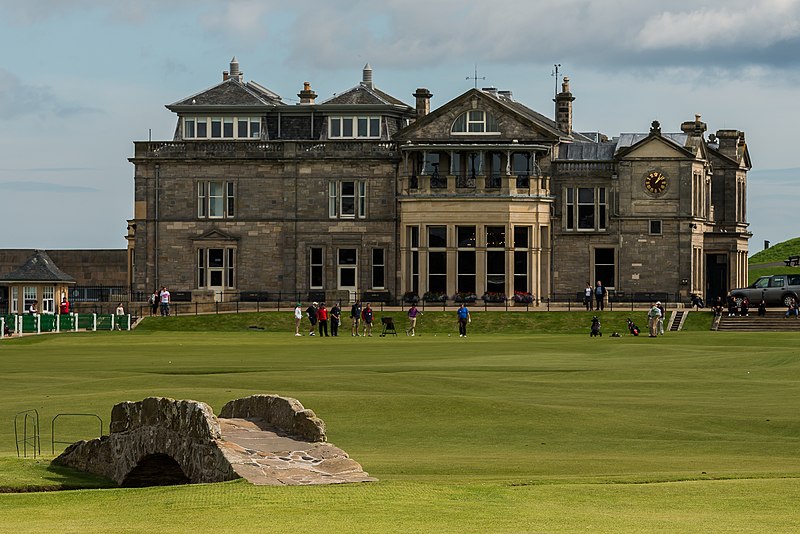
[11,287,18,314]
[329,180,366,219]
[23,286,37,311]
[197,248,236,289]
[513,226,530,293]
[451,110,499,134]
[372,249,385,289]
[457,226,476,293]
[329,116,381,139]
[42,287,55,314]
[409,226,420,295]
[565,186,607,231]
[183,116,260,139]
[486,226,506,294]
[428,226,447,293]
[310,248,324,289]
[594,248,616,289]
[198,181,235,218]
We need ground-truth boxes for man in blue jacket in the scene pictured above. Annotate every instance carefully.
[457,303,471,338]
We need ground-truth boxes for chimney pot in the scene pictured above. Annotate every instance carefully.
[413,87,433,119]
[362,63,373,89]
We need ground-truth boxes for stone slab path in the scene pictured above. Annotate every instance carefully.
[216,418,376,485]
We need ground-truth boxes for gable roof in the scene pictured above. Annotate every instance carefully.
[167,79,285,112]
[190,228,239,242]
[396,88,569,142]
[614,131,700,159]
[320,82,411,108]
[0,250,75,284]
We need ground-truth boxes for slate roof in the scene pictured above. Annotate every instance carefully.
[558,132,692,161]
[320,83,411,108]
[167,79,284,110]
[0,250,75,283]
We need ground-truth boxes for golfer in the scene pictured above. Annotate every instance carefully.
[407,303,422,336]
[457,303,471,338]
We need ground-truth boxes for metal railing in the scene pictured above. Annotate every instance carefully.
[15,409,41,458]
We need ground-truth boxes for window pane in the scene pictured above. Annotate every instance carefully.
[330,118,341,137]
[238,119,248,138]
[514,250,527,274]
[372,248,384,265]
[211,119,221,138]
[208,248,224,268]
[595,248,615,264]
[342,181,355,196]
[358,117,368,137]
[373,267,385,289]
[429,251,447,274]
[338,249,357,265]
[341,197,355,215]
[311,248,323,264]
[342,118,353,137]
[578,188,594,203]
[250,119,260,138]
[428,226,447,248]
[370,118,380,136]
[410,226,419,248]
[452,114,466,132]
[458,250,476,274]
[578,206,594,229]
[210,270,223,286]
[486,226,505,248]
[223,118,233,138]
[457,226,476,248]
[185,119,195,138]
[197,121,207,137]
[513,227,529,248]
[358,181,366,218]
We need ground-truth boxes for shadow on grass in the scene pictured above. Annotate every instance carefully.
[0,457,115,492]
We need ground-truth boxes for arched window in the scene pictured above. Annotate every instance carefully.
[451,110,499,134]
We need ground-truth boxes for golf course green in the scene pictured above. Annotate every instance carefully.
[1,311,798,532]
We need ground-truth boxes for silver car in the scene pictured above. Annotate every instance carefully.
[730,275,800,307]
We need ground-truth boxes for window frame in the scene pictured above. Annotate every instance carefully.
[329,180,366,219]
[451,110,500,135]
[372,248,385,290]
[649,220,663,236]
[564,186,608,232]
[328,116,382,139]
[183,116,261,139]
[198,180,235,219]
[196,247,237,289]
[310,247,324,289]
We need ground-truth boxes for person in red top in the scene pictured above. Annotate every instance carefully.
[317,303,329,337]
[59,296,70,315]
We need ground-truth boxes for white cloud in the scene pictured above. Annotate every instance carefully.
[0,68,101,119]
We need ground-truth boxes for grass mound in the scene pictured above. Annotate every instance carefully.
[750,236,800,264]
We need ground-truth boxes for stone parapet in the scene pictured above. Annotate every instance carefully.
[219,394,327,442]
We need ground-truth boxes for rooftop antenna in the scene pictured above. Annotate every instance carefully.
[551,63,562,96]
[466,65,486,89]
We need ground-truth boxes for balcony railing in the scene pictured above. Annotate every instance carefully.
[554,161,615,174]
[133,140,398,159]
[402,174,550,197]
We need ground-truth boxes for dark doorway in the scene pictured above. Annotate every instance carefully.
[121,454,190,487]
[706,254,728,302]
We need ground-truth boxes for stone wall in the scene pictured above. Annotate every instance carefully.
[219,394,327,442]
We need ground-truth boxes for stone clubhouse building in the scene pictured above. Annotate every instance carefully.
[125,58,751,305]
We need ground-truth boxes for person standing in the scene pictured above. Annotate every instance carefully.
[350,300,362,336]
[457,303,471,338]
[330,302,341,337]
[294,302,303,336]
[407,304,422,336]
[758,299,767,317]
[647,302,662,337]
[656,301,665,335]
[583,282,593,311]
[59,296,70,315]
[115,302,125,330]
[28,300,38,315]
[317,303,329,337]
[594,281,607,311]
[159,287,171,316]
[150,290,160,316]
[306,302,318,336]
[361,303,374,337]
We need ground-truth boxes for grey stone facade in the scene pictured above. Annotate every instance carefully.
[128,61,750,304]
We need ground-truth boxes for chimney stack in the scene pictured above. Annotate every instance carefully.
[222,70,229,81]
[362,63,373,89]
[229,56,243,82]
[554,76,575,135]
[715,129,744,160]
[297,82,317,105]
[681,114,707,136]
[413,88,433,119]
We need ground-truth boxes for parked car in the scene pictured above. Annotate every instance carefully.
[730,274,800,307]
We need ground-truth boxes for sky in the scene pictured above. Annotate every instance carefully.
[0,0,798,253]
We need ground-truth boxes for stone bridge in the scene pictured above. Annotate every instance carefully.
[54,395,375,487]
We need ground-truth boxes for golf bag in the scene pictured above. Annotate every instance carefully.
[627,318,640,336]
[590,316,602,337]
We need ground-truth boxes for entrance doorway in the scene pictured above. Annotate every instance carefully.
[337,249,358,296]
[705,253,728,302]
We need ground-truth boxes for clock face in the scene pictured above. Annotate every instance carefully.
[644,171,667,194]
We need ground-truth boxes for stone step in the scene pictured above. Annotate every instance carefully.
[717,314,800,331]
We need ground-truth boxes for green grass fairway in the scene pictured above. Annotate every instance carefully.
[1,314,799,532]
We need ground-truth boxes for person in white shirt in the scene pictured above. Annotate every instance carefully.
[294,303,303,336]
[159,287,171,316]
[115,303,125,330]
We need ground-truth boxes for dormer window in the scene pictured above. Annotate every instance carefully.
[329,116,381,139]
[183,116,261,139]
[451,110,499,134]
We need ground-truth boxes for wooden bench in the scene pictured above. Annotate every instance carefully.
[784,255,799,266]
